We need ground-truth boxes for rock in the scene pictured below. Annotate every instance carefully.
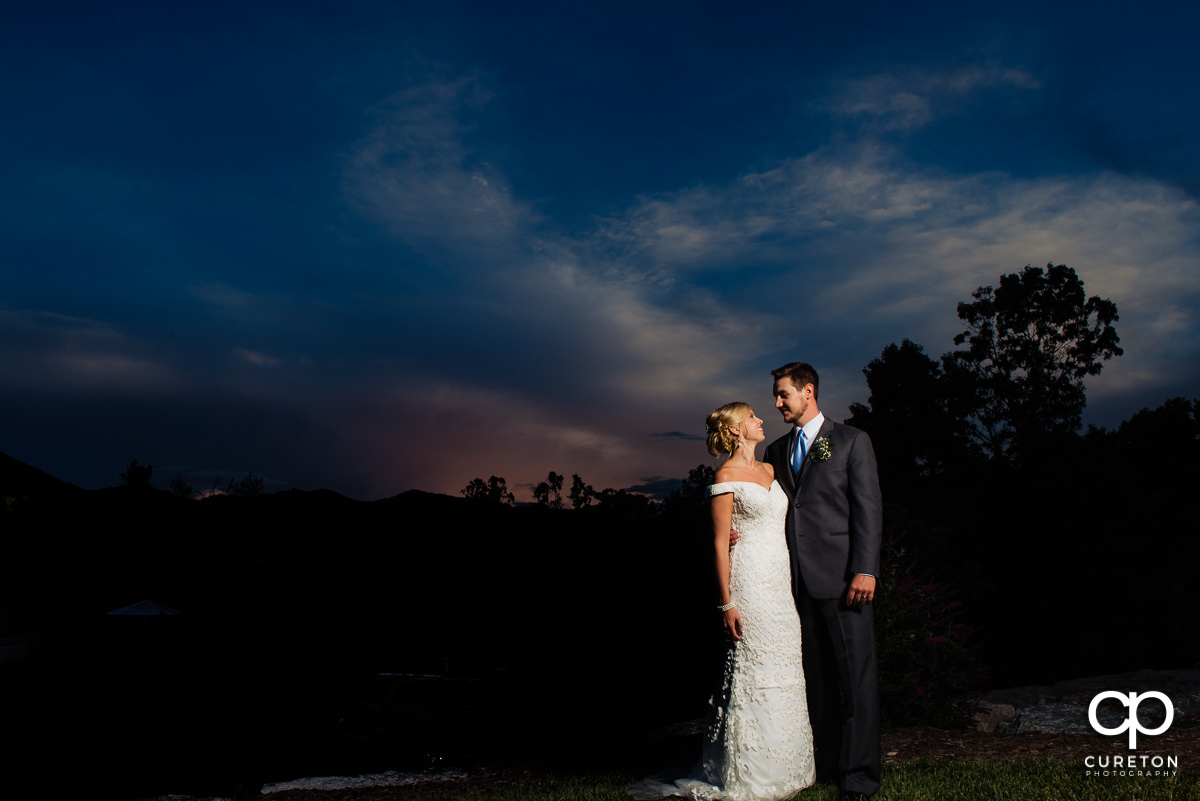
[970,703,1016,733]
[977,668,1200,736]
[1014,703,1094,735]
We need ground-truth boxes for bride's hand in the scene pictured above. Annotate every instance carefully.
[723,607,743,642]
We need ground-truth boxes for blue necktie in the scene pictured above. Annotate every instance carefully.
[791,428,807,474]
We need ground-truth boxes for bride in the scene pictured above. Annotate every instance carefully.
[629,402,815,801]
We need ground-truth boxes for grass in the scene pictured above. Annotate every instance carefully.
[404,760,1200,801]
[876,760,1200,801]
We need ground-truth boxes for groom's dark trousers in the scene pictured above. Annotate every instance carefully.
[767,418,882,796]
[794,571,880,794]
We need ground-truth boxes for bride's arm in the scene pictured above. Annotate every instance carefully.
[711,492,743,642]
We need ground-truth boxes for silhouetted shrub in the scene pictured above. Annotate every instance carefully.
[876,528,986,727]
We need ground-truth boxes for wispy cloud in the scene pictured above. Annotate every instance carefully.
[820,65,1040,131]
[342,78,765,411]
[12,62,1192,501]
[233,348,281,368]
[587,141,1199,406]
[652,431,705,442]
[626,476,687,499]
[0,310,180,396]
[338,69,1199,497]
[344,77,525,259]
[189,283,261,309]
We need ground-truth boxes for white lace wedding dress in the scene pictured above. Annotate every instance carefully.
[629,480,815,801]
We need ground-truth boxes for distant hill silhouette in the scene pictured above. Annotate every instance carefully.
[0,451,82,499]
[1,451,713,800]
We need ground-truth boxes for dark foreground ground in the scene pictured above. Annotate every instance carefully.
[253,667,1200,801]
[230,718,1200,801]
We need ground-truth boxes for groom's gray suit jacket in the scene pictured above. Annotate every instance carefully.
[766,417,882,600]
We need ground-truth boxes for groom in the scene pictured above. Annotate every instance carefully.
[765,362,882,801]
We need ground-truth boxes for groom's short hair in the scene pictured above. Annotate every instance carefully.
[772,362,819,400]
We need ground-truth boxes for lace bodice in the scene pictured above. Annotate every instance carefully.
[705,480,803,694]
[707,480,791,600]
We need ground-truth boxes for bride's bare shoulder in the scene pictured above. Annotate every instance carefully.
[713,464,744,484]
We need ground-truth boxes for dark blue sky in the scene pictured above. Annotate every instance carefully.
[4,0,1198,499]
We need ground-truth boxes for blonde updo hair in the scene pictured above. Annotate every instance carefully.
[705,402,752,457]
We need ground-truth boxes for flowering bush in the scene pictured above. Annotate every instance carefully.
[875,529,986,727]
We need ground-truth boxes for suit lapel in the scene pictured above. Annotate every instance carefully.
[769,437,795,495]
[794,418,835,493]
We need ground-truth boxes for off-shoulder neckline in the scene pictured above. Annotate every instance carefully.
[709,479,779,494]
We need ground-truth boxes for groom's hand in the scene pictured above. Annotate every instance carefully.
[846,574,876,608]
[728,528,739,549]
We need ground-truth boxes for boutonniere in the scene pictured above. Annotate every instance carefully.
[810,437,835,461]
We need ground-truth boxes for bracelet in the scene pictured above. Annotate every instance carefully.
[717,601,736,612]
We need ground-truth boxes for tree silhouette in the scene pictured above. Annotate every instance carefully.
[678,464,714,501]
[942,263,1122,462]
[230,471,264,497]
[1109,397,1199,489]
[662,463,715,518]
[593,487,657,520]
[461,478,487,500]
[569,474,593,510]
[170,474,194,498]
[846,339,975,490]
[461,475,515,505]
[533,471,564,509]
[120,459,154,490]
